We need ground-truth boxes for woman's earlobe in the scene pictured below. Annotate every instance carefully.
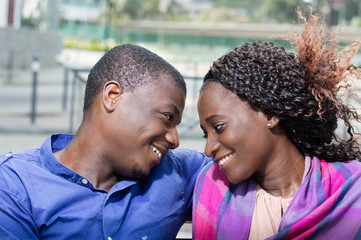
[267,116,280,128]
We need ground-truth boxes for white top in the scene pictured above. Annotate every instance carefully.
[247,156,311,240]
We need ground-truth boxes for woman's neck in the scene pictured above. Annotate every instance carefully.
[254,140,305,198]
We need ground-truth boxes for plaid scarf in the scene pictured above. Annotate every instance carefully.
[193,156,361,240]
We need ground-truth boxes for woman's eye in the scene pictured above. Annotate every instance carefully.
[202,132,208,139]
[214,123,224,133]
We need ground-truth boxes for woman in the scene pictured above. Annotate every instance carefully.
[193,9,361,240]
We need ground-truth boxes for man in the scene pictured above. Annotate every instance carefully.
[0,44,210,239]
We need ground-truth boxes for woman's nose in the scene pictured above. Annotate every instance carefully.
[204,135,220,158]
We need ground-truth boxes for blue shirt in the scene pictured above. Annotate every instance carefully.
[0,134,210,240]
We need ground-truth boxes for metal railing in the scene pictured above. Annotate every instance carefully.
[63,66,90,133]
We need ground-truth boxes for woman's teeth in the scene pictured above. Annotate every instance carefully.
[218,154,233,166]
[151,145,161,158]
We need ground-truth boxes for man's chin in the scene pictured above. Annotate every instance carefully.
[131,166,149,180]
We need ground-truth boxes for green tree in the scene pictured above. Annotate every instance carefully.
[257,0,309,23]
[123,0,143,19]
[142,0,161,20]
[120,0,162,20]
[210,0,310,23]
[104,0,187,21]
[344,0,360,22]
[163,1,188,21]
[212,0,263,9]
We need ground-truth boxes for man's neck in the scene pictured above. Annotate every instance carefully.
[53,134,121,193]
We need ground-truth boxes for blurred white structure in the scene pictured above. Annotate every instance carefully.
[60,0,104,24]
[175,0,212,12]
[0,0,23,28]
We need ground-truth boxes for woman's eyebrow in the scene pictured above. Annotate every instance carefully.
[205,114,223,123]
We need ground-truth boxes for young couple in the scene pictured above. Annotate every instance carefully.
[1,9,361,240]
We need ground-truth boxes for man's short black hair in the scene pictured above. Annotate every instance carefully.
[83,44,186,112]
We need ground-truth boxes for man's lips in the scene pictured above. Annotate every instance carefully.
[150,144,167,159]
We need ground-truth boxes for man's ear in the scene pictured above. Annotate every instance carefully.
[102,81,123,112]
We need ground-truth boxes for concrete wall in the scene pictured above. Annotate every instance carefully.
[0,27,62,70]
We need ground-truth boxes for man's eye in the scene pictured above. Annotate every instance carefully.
[163,113,173,121]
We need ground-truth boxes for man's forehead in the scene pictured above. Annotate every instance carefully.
[134,76,185,94]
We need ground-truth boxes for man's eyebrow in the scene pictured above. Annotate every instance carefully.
[170,104,180,115]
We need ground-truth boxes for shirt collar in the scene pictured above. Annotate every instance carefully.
[41,134,137,192]
[40,134,88,184]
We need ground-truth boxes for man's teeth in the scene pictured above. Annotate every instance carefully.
[218,154,233,166]
[151,145,162,158]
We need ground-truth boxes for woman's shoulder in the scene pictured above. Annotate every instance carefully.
[319,158,361,172]
[313,157,361,184]
[195,162,231,194]
[198,161,225,181]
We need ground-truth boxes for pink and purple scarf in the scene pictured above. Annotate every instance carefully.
[193,156,361,239]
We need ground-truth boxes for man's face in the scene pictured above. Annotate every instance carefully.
[104,75,185,179]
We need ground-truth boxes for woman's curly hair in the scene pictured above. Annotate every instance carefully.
[203,9,361,162]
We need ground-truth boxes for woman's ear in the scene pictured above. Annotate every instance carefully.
[266,115,280,129]
[102,81,123,112]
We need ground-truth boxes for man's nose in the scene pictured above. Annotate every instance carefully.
[165,127,179,149]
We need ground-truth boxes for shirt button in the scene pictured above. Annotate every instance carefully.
[81,178,88,184]
[108,237,112,240]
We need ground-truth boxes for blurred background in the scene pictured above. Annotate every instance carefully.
[0,0,360,238]
[0,0,361,154]
[0,0,360,155]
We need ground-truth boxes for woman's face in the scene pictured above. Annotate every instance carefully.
[197,82,275,184]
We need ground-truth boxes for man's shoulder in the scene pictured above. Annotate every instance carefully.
[0,150,41,203]
[0,149,43,184]
[0,149,41,169]
[168,148,209,163]
[162,148,212,178]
